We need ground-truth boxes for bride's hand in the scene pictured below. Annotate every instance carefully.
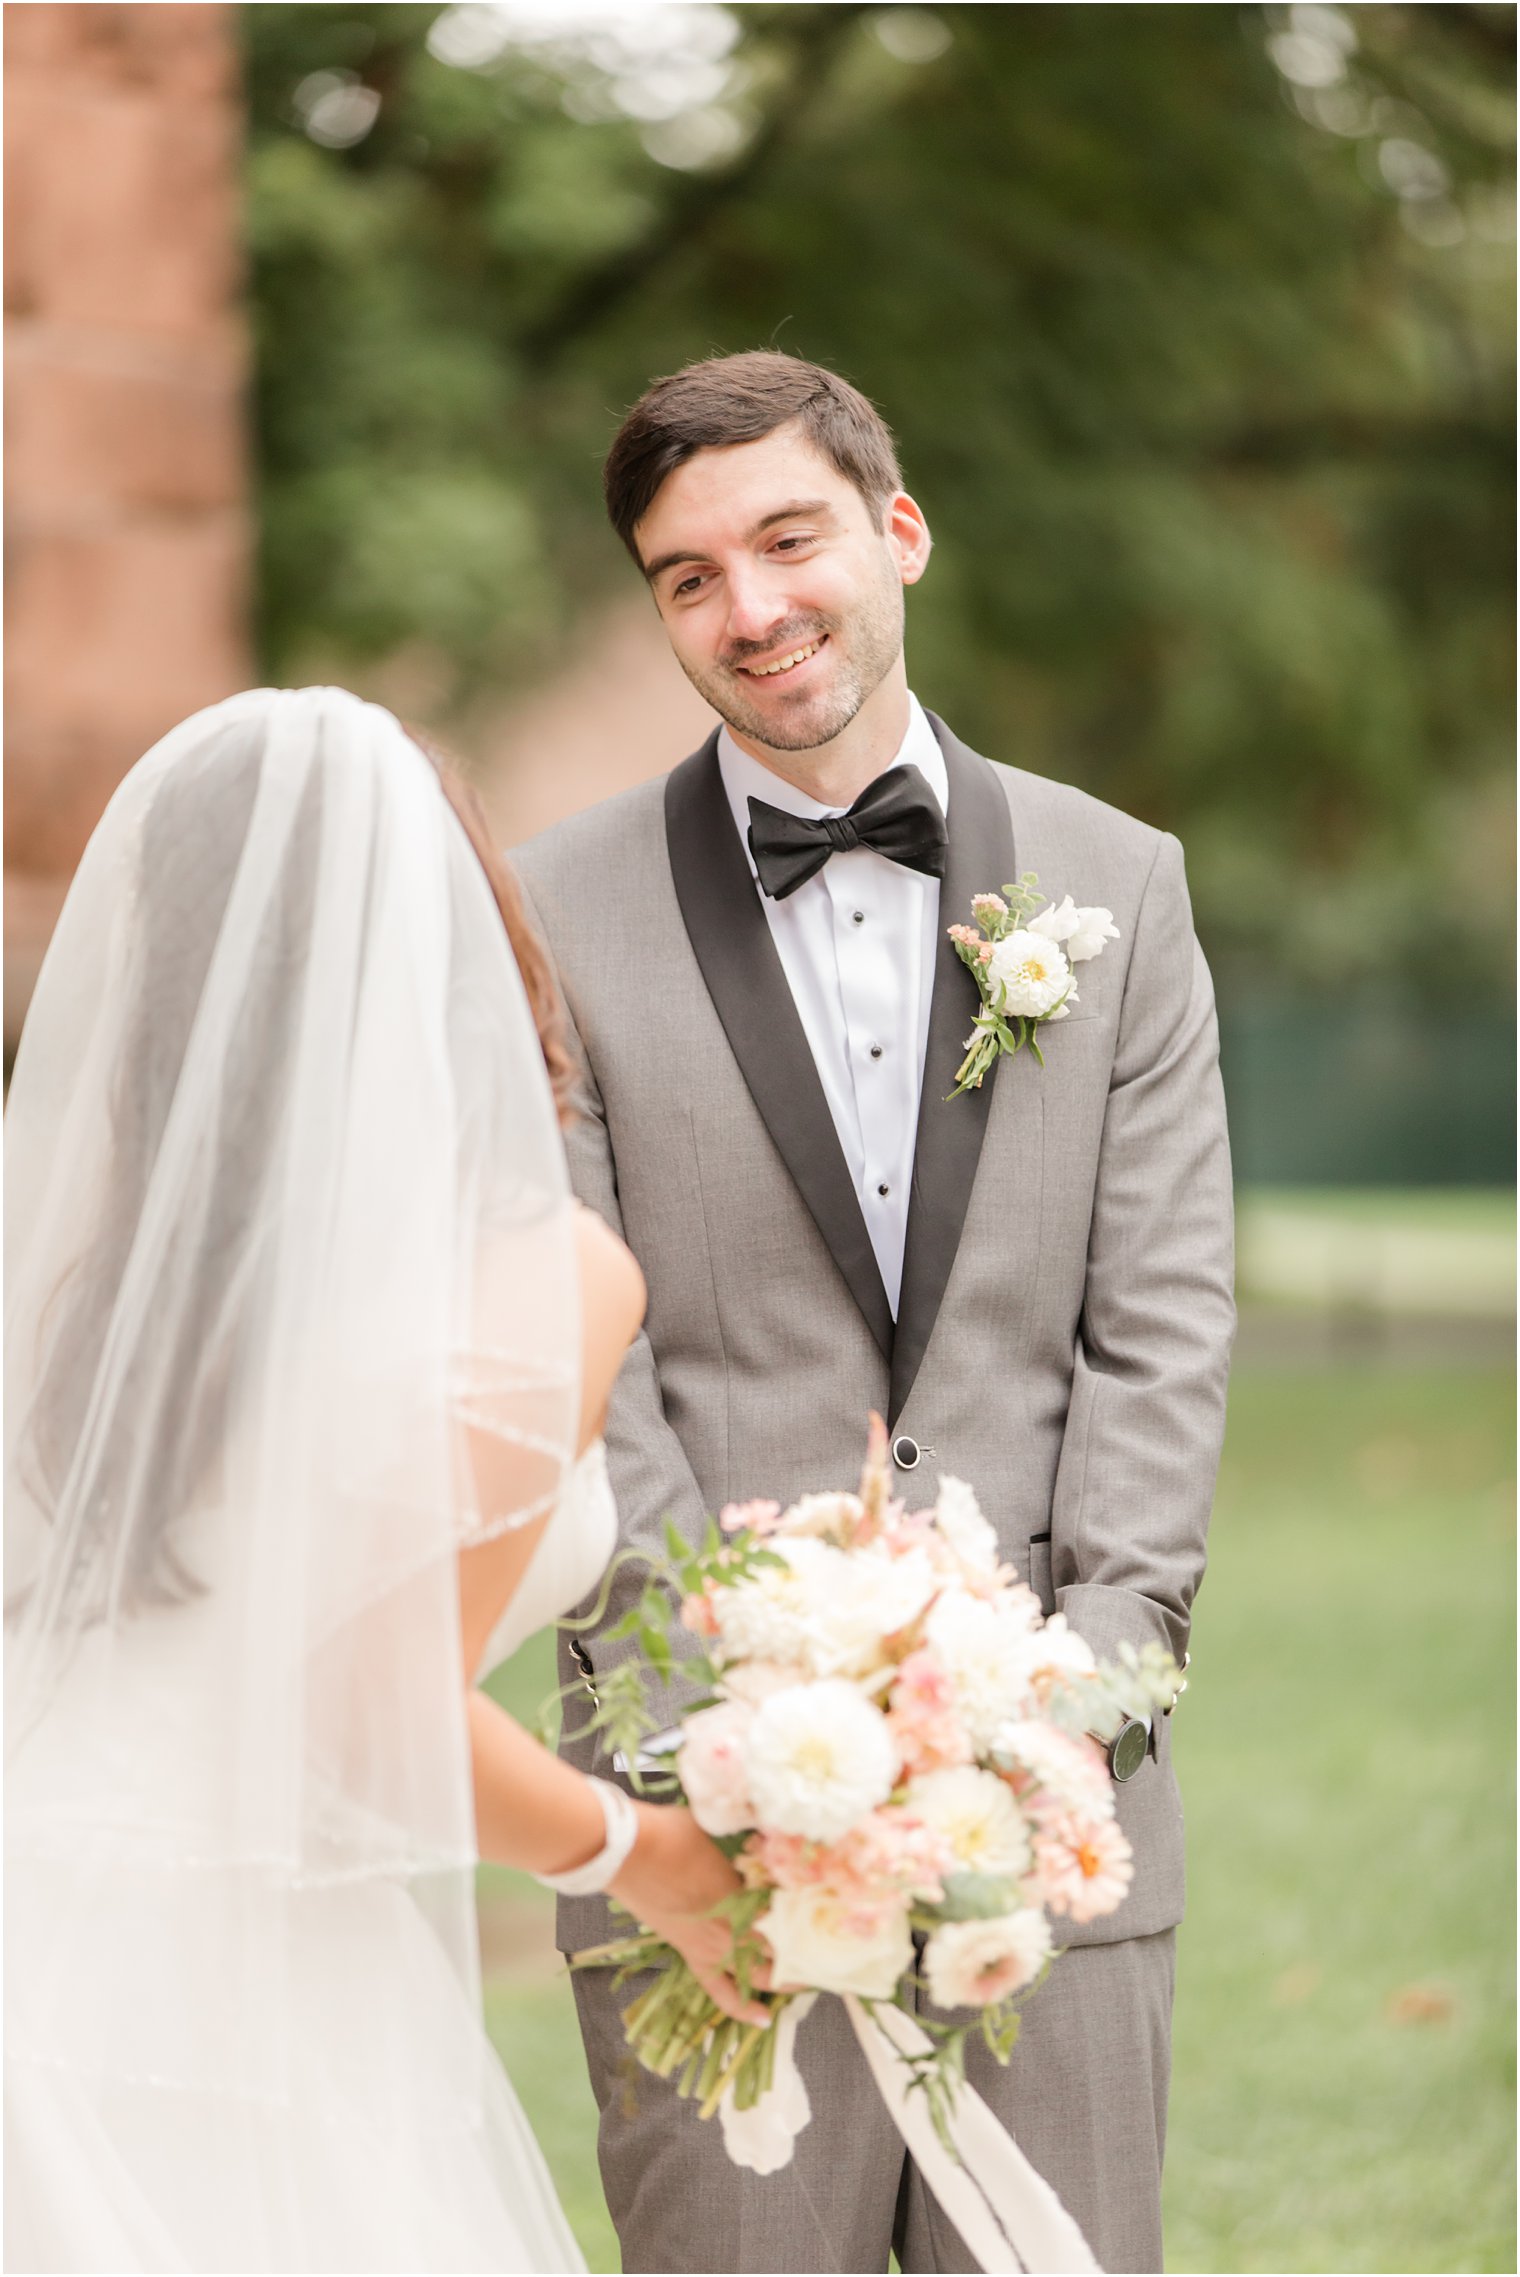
[610,1804,771,2027]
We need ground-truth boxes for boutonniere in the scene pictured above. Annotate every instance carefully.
[946,874,1120,1098]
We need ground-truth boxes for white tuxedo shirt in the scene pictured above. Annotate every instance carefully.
[716,694,947,1316]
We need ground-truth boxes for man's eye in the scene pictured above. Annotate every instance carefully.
[773,535,815,554]
[673,573,705,597]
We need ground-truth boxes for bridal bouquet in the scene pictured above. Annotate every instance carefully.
[570,1419,1179,2179]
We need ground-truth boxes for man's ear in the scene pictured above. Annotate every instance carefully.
[886,492,932,587]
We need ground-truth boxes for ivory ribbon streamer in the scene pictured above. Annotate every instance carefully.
[717,1993,817,2175]
[705,1985,1096,2267]
[715,1988,1100,2274]
[842,1995,1102,2275]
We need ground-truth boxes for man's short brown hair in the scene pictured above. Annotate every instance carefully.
[603,350,903,563]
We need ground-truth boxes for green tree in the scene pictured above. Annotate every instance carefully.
[243,3,1514,996]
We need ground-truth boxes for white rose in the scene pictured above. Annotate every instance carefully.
[676,1701,756,1837]
[904,1765,1031,1878]
[1065,905,1119,963]
[775,1492,864,1542]
[1011,1613,1098,1691]
[932,1476,999,1575]
[983,931,1071,1020]
[721,1659,808,1707]
[759,1888,913,2000]
[992,1719,1114,1817]
[923,1911,1053,2010]
[711,1558,815,1670]
[1027,893,1079,944]
[744,1678,899,1843]
[925,1589,1039,1750]
[756,1538,937,1680]
[1029,896,1118,965]
[806,1545,940,1679]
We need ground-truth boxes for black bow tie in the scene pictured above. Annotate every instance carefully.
[746,765,949,902]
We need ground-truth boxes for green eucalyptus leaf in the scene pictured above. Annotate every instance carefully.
[932,1872,1023,1921]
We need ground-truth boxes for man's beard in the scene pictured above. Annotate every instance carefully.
[676,566,905,753]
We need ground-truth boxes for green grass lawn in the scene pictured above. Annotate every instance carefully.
[1165,1365,1515,2275]
[481,1363,1515,2275]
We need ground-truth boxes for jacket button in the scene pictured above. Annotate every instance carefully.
[891,1434,920,1472]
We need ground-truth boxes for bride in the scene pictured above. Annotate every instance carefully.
[4,686,764,2272]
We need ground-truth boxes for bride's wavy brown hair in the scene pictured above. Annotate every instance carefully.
[407,729,577,1125]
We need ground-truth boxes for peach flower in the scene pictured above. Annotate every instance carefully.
[680,1587,720,1639]
[1030,1812,1133,1924]
[719,1498,783,1536]
[886,1649,974,1775]
[746,1806,952,1914]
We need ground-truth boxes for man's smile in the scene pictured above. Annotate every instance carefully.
[733,635,830,680]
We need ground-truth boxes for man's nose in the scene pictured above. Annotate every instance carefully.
[722,562,789,648]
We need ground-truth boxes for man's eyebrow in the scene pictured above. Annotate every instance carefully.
[642,499,835,585]
[747,498,833,538]
[642,545,705,585]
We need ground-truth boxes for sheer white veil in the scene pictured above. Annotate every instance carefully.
[5,687,579,2125]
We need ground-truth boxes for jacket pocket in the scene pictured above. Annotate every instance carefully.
[1027,1530,1054,1618]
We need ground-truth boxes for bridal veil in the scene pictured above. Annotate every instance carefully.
[5,687,584,2270]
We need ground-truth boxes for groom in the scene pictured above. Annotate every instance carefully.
[511,351,1234,2275]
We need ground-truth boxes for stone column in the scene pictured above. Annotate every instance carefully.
[4,2,251,1047]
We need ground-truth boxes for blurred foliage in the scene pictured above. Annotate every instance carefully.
[242,3,1514,995]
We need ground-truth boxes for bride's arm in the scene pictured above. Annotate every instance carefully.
[457,1205,767,2024]
[455,1203,642,1671]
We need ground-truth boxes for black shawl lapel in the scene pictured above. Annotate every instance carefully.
[889,716,1016,1425]
[664,735,895,1363]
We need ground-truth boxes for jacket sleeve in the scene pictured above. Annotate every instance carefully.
[1050,831,1236,1671]
[512,868,713,1710]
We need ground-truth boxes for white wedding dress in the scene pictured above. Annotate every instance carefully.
[5,1440,619,2275]
[475,1436,618,1678]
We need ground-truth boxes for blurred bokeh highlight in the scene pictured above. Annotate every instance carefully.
[4,5,1513,2271]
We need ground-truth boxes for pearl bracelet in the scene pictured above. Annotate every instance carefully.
[534,1776,640,1897]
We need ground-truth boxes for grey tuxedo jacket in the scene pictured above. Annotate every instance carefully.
[511,716,1234,1955]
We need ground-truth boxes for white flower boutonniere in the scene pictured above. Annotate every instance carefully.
[947,874,1120,1098]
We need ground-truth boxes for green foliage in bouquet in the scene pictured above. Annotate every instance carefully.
[540,1520,786,1783]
